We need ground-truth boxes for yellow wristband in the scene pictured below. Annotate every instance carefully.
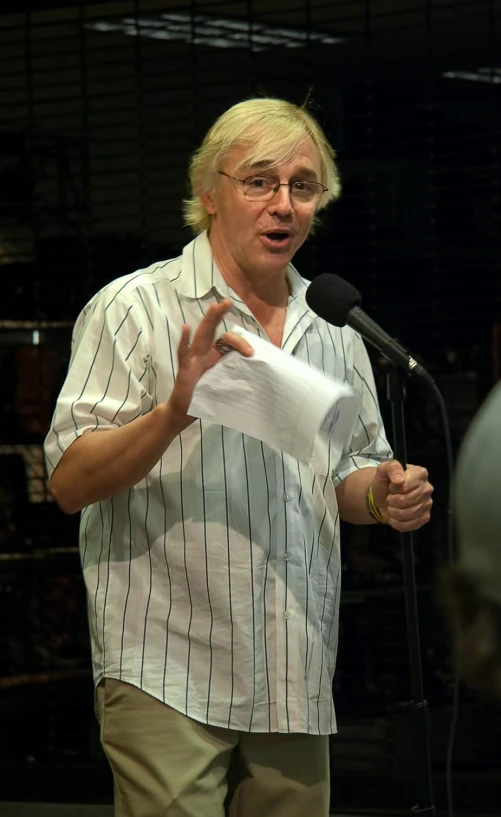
[367,485,387,525]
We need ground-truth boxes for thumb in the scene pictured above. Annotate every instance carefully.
[378,459,405,487]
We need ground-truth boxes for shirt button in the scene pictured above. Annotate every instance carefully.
[284,551,290,561]
[284,611,291,620]
[283,492,290,502]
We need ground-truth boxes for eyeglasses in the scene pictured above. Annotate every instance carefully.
[218,171,328,203]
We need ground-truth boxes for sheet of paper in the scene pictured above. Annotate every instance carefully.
[188,325,360,464]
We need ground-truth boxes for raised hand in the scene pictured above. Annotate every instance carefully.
[168,299,254,423]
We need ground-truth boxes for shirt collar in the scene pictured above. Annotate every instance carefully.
[174,230,313,311]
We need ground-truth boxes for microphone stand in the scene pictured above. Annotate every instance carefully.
[386,368,435,815]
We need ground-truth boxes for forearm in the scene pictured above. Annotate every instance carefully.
[50,403,188,514]
[335,467,378,525]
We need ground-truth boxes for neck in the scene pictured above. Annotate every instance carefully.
[209,236,290,310]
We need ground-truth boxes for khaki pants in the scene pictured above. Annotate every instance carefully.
[96,678,330,817]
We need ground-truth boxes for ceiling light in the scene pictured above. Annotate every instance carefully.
[86,13,344,50]
[442,67,501,84]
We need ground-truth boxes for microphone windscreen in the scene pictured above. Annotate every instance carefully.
[305,274,362,327]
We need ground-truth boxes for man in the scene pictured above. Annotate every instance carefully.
[440,381,501,701]
[44,97,433,817]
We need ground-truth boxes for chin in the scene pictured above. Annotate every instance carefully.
[262,247,295,266]
[262,257,292,275]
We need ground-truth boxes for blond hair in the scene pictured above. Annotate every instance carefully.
[183,97,341,235]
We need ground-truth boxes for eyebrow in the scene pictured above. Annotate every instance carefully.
[245,161,319,180]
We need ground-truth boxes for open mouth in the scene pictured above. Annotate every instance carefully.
[265,231,290,242]
[262,231,293,248]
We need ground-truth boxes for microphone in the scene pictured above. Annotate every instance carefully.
[305,273,435,388]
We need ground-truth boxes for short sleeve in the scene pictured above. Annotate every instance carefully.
[333,335,393,485]
[44,288,152,478]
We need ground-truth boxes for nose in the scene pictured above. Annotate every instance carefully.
[268,184,293,216]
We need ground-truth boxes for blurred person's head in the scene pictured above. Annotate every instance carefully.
[440,381,501,699]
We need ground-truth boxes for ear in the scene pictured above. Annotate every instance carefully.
[201,190,217,216]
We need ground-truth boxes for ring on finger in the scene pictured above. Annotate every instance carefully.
[215,338,234,355]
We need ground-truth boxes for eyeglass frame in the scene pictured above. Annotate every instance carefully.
[217,170,328,202]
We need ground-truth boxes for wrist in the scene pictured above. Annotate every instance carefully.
[366,484,387,525]
[162,400,194,435]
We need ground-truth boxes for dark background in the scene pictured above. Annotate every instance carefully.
[0,0,500,814]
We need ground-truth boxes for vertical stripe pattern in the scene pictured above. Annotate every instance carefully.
[44,230,392,735]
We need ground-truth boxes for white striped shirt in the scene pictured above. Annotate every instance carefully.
[44,231,391,735]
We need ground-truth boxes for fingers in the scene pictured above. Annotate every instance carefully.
[389,511,432,532]
[217,331,254,358]
[177,325,191,363]
[387,497,433,522]
[376,460,433,531]
[386,477,433,530]
[176,300,254,377]
[386,469,433,530]
[402,465,429,492]
[388,464,430,495]
[386,482,434,510]
[190,300,232,356]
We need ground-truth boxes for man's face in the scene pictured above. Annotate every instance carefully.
[203,138,323,278]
